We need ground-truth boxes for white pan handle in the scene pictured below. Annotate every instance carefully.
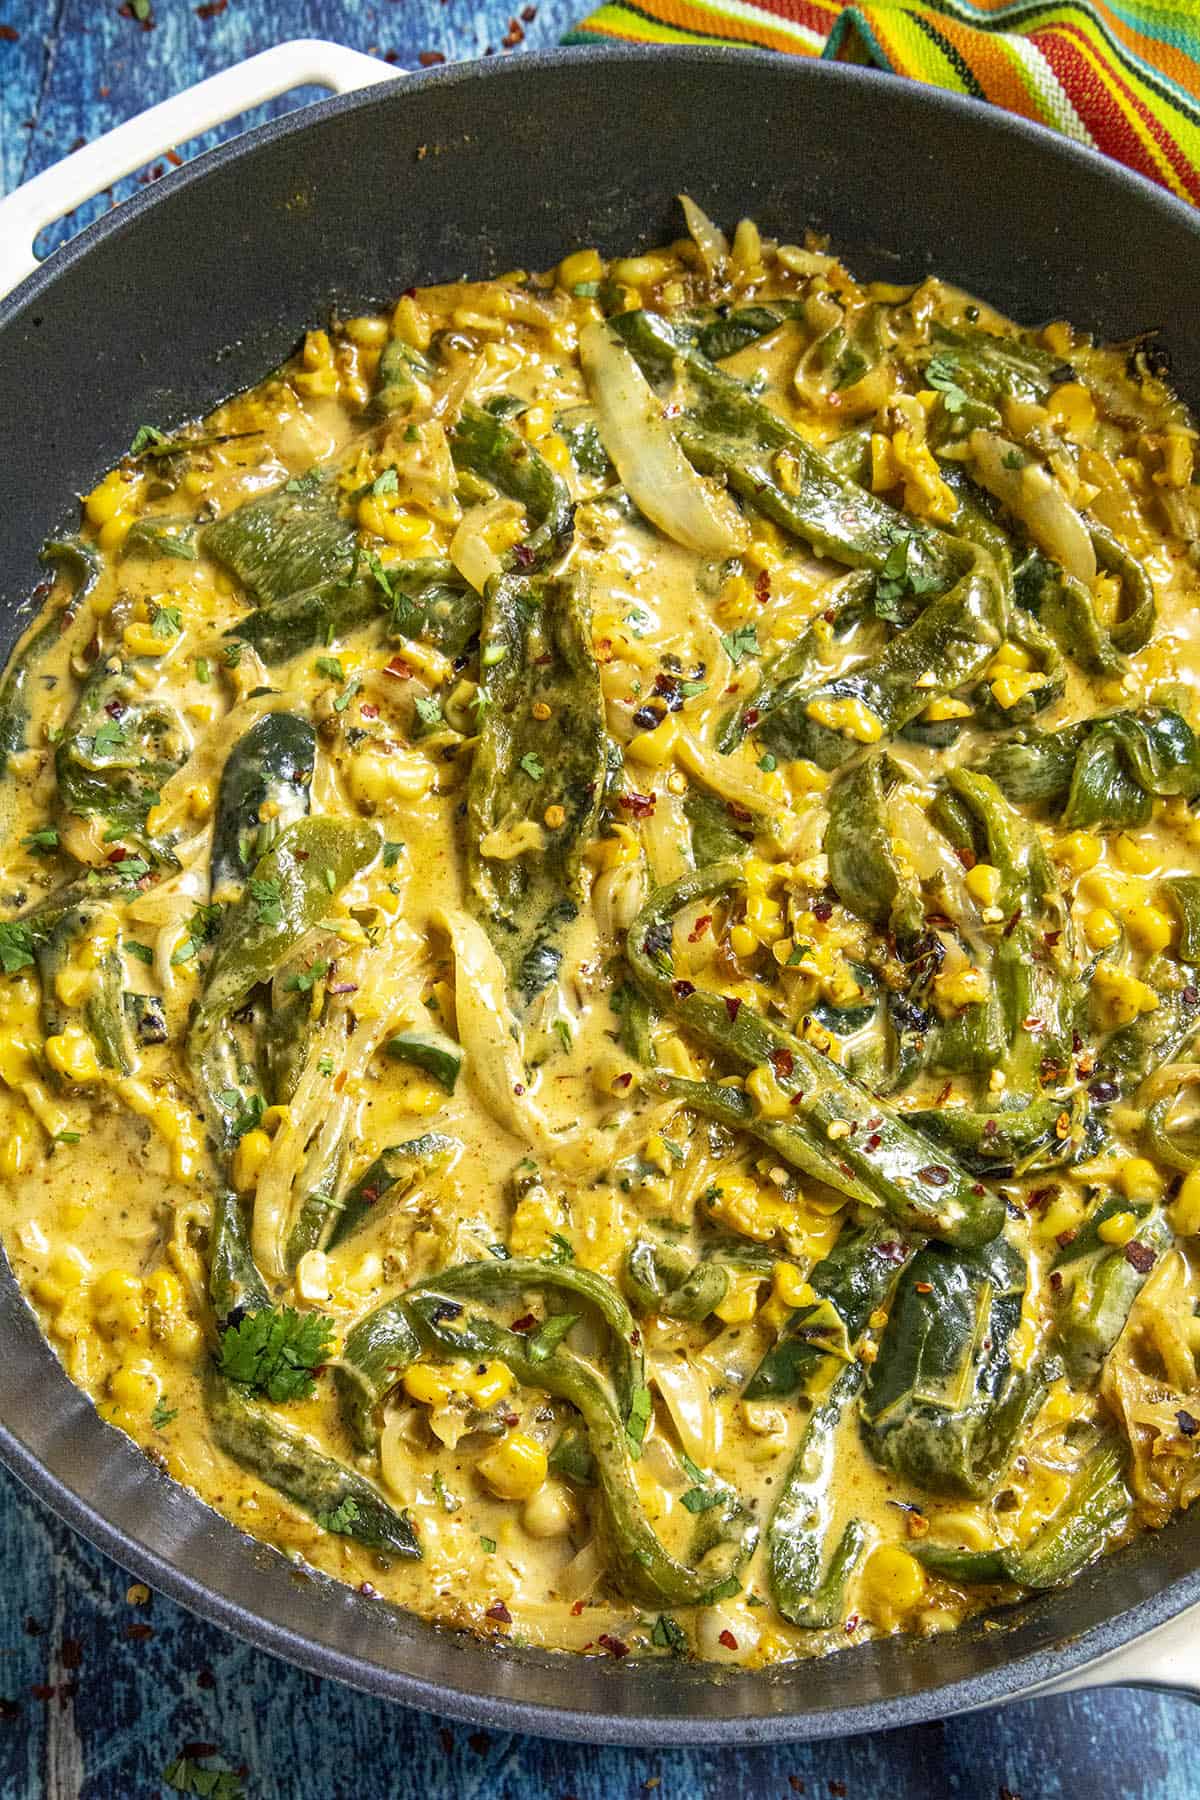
[1039,1606,1200,1703]
[0,38,402,301]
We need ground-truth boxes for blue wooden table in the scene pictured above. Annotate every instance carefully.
[1,5,1198,1793]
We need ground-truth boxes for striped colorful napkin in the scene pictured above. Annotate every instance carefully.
[564,1,1200,206]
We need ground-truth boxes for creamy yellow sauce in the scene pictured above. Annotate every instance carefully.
[2,207,1200,1669]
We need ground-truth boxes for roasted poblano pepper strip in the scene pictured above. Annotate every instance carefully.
[449,403,574,570]
[210,712,316,901]
[930,769,1074,1091]
[384,1029,462,1095]
[208,1185,271,1327]
[120,517,198,563]
[628,866,1004,1247]
[56,654,190,839]
[325,1132,460,1252]
[1012,546,1124,678]
[915,1440,1129,1590]
[1050,1195,1171,1382]
[34,898,136,1076]
[1090,520,1157,655]
[974,707,1200,830]
[206,1370,420,1557]
[825,755,925,950]
[861,1234,1053,1498]
[767,1363,870,1627]
[907,1093,1085,1177]
[718,573,872,753]
[1143,1068,1200,1173]
[914,323,1071,414]
[684,788,751,865]
[1165,876,1200,963]
[338,1258,646,1455]
[623,1236,774,1323]
[466,573,605,1000]
[1103,955,1200,1090]
[743,1221,913,1402]
[204,473,357,607]
[0,540,96,776]
[387,562,482,660]
[186,817,378,1159]
[609,310,956,586]
[373,337,434,414]
[693,301,806,362]
[406,1285,756,1609]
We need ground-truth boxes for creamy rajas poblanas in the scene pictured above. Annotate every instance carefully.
[3,200,1200,1669]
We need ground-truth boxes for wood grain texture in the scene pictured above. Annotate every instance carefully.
[0,4,1198,1792]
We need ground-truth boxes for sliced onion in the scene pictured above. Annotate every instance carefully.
[678,194,729,276]
[650,1353,719,1466]
[580,321,747,557]
[968,430,1097,583]
[450,498,521,594]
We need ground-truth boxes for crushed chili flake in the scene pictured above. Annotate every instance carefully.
[195,0,227,15]
[688,914,712,942]
[571,1599,585,1616]
[614,1071,633,1089]
[672,979,696,1001]
[485,1600,513,1624]
[724,995,742,1021]
[754,570,771,605]
[360,702,380,718]
[510,1313,537,1333]
[597,1633,629,1659]
[385,655,413,680]
[1124,1240,1156,1273]
[1002,907,1023,939]
[1049,1270,1063,1293]
[718,1629,738,1650]
[914,1281,933,1295]
[123,1623,153,1642]
[502,16,525,45]
[1056,1227,1079,1250]
[619,791,656,818]
[955,847,977,870]
[811,899,834,923]
[917,1164,950,1186]
[878,1241,907,1264]
[0,22,19,37]
[768,1047,794,1080]
[864,1131,882,1151]
[726,801,753,824]
[743,707,760,728]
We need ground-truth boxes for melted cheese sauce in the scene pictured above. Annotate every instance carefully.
[2,214,1200,1668]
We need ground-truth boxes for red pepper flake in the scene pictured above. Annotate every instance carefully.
[688,914,712,943]
[419,49,446,65]
[718,1628,738,1650]
[864,1131,882,1152]
[1056,1227,1079,1250]
[614,1071,633,1090]
[812,899,833,923]
[743,707,761,728]
[1177,1410,1199,1438]
[597,1633,629,1659]
[522,2,537,15]
[359,1582,379,1597]
[754,570,771,605]
[768,1047,794,1080]
[1043,929,1062,948]
[1002,907,1023,939]
[672,979,696,1001]
[724,995,742,1022]
[360,702,380,719]
[571,1600,585,1616]
[878,1241,907,1264]
[914,1281,933,1295]
[485,1600,512,1625]
[1028,1184,1057,1211]
[972,1183,987,1197]
[619,791,656,819]
[513,1082,525,1096]
[502,16,525,45]
[726,801,753,824]
[510,1313,537,1333]
[955,847,976,870]
[843,1614,859,1632]
[917,1164,950,1186]
[386,655,413,680]
[1049,1270,1063,1293]
[1124,1240,1156,1274]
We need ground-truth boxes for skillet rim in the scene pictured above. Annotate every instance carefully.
[1,43,1200,1743]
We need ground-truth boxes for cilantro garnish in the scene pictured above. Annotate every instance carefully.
[520,751,545,781]
[249,877,282,926]
[720,623,759,667]
[315,655,345,682]
[0,921,37,974]
[925,354,970,415]
[151,605,183,640]
[151,1396,178,1431]
[216,1306,333,1403]
[316,1496,361,1535]
[21,827,59,853]
[92,718,128,757]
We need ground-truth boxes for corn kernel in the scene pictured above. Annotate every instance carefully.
[345,314,388,348]
[1119,1158,1163,1203]
[478,1430,548,1501]
[990,669,1046,710]
[1169,1170,1200,1236]
[730,925,759,960]
[1125,904,1174,954]
[805,695,883,744]
[860,1545,927,1619]
[49,1246,90,1289]
[965,863,1002,908]
[463,1361,515,1408]
[713,1269,763,1325]
[231,1128,272,1194]
[404,1363,454,1407]
[1057,831,1102,875]
[1092,965,1159,1028]
[932,965,990,1013]
[1084,907,1121,950]
[626,714,679,767]
[109,1361,162,1414]
[93,1270,146,1339]
[1098,1209,1139,1246]
[558,247,603,289]
[784,759,828,797]
[1113,834,1156,875]
[922,696,972,722]
[44,1027,102,1085]
[772,1264,815,1310]
[746,1064,792,1120]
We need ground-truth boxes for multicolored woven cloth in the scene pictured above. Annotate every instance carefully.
[564,1,1200,206]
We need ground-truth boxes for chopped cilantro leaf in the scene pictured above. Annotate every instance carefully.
[520,751,545,781]
[0,922,37,974]
[250,877,283,926]
[151,605,183,640]
[382,840,404,868]
[316,1496,361,1535]
[217,1306,333,1403]
[21,827,59,853]
[151,1397,178,1430]
[315,655,345,682]
[720,624,759,667]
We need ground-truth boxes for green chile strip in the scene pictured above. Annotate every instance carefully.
[0,540,97,776]
[627,865,1005,1246]
[206,1370,420,1557]
[210,712,316,901]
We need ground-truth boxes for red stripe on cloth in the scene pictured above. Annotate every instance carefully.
[1035,22,1200,202]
